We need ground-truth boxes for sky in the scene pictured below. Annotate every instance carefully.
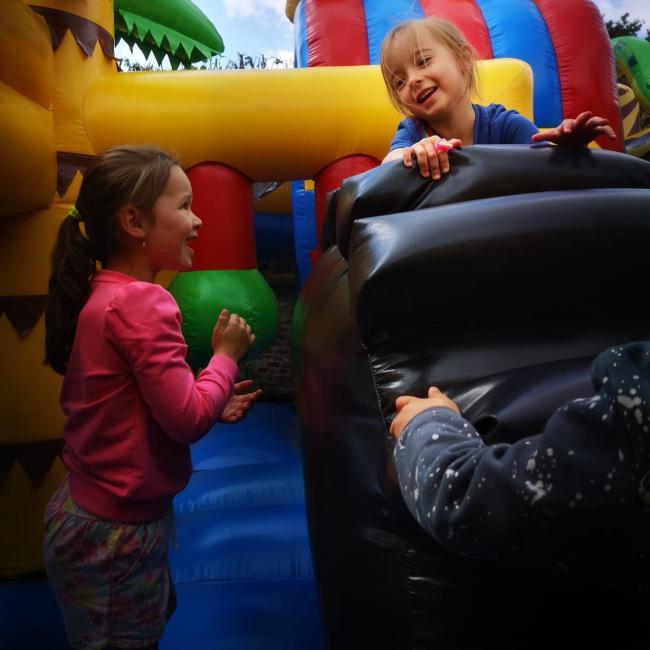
[115,0,650,68]
[116,0,294,67]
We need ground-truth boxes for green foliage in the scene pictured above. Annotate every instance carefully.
[117,58,158,72]
[118,51,292,72]
[218,53,291,70]
[605,12,650,42]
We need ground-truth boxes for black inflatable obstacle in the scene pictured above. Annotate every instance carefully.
[294,146,650,650]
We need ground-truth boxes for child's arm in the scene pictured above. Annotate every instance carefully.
[382,148,406,164]
[220,379,262,423]
[210,309,260,422]
[383,117,461,179]
[390,386,461,435]
[211,308,255,362]
[106,284,254,444]
[382,137,462,179]
[391,343,650,565]
[531,111,616,147]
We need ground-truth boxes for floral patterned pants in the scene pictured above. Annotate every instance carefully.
[43,477,174,649]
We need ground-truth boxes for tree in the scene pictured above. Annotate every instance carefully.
[118,51,292,72]
[605,12,650,42]
[216,53,291,70]
[117,58,159,71]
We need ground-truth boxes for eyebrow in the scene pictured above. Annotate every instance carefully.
[390,47,435,78]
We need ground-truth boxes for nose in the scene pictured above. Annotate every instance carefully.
[407,68,422,91]
[191,211,202,229]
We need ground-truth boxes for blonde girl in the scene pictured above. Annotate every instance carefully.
[380,18,615,179]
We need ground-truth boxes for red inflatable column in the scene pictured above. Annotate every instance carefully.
[313,154,379,264]
[419,0,493,60]
[303,0,369,66]
[185,163,256,270]
[532,0,624,151]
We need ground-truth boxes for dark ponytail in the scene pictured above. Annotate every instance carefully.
[45,215,96,374]
[44,145,178,374]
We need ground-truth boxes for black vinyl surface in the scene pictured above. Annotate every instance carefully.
[334,144,650,258]
[295,147,650,649]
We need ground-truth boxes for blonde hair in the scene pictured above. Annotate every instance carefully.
[380,18,479,117]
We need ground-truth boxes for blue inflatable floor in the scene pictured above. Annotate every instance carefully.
[0,403,324,650]
[0,579,68,649]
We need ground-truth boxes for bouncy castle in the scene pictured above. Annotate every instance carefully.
[2,0,650,648]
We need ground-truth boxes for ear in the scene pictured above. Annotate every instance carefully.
[460,45,473,74]
[116,205,147,241]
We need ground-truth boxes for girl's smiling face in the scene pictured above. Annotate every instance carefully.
[389,31,472,123]
[144,165,202,273]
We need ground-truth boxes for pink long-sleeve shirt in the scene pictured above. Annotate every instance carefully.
[61,270,238,522]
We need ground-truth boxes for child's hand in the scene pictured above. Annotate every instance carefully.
[531,111,616,147]
[220,379,262,423]
[390,387,460,440]
[211,309,255,362]
[403,136,462,179]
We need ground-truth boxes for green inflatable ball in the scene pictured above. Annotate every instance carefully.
[168,269,278,368]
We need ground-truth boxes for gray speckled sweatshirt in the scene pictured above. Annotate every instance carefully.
[394,342,650,574]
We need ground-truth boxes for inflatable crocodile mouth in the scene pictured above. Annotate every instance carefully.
[114,0,224,68]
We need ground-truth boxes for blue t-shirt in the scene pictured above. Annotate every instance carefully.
[389,103,539,151]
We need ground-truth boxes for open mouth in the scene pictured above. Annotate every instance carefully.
[185,234,198,254]
[417,87,437,104]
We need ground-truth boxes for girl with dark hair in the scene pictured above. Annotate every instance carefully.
[43,145,258,650]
